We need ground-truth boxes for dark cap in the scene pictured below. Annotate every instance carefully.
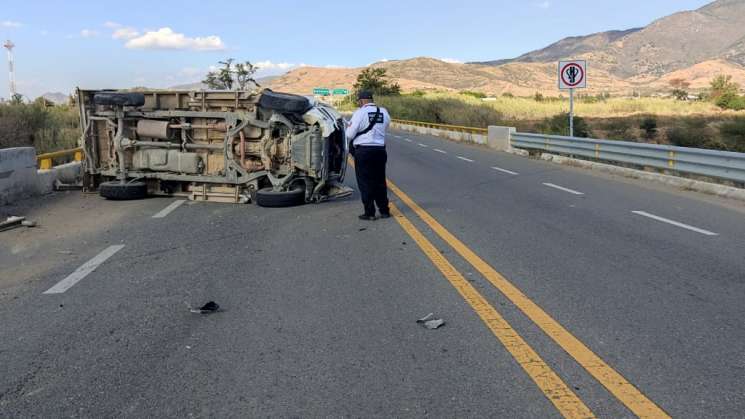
[357,90,374,100]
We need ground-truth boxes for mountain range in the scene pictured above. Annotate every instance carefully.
[268,0,745,96]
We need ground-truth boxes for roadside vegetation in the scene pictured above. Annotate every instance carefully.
[339,69,745,152]
[0,97,79,153]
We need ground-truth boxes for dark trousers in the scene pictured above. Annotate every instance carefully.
[354,146,389,216]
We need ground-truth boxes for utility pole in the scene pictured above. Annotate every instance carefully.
[3,40,17,98]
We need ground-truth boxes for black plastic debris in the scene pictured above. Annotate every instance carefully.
[417,313,445,330]
[190,301,220,314]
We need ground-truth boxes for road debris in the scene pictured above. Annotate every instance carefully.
[417,313,446,330]
[0,216,35,232]
[190,301,220,314]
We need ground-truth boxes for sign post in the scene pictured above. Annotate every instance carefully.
[558,60,587,137]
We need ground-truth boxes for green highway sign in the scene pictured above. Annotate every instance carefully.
[313,88,330,96]
[332,88,349,96]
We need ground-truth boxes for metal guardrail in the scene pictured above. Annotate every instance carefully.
[37,147,84,170]
[391,119,487,134]
[392,118,745,184]
[511,132,745,184]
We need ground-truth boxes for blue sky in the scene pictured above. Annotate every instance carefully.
[1,0,712,99]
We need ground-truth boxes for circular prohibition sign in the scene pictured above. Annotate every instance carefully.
[560,63,585,88]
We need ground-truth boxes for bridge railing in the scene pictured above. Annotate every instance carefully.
[37,147,84,170]
[511,132,745,184]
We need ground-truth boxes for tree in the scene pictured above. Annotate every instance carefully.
[709,75,739,101]
[202,58,257,90]
[669,78,690,91]
[708,75,745,110]
[671,89,689,101]
[353,68,401,97]
[10,93,24,105]
[234,61,257,90]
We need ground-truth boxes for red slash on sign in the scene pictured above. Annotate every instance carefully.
[560,63,585,88]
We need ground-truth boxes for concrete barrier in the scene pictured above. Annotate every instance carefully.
[488,126,516,152]
[391,122,488,145]
[0,147,82,206]
[1,147,39,205]
[392,121,519,151]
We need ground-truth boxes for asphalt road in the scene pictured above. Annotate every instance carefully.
[1,129,744,417]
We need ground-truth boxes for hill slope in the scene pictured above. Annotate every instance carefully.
[269,0,745,96]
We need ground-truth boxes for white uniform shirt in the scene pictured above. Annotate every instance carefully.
[345,103,391,147]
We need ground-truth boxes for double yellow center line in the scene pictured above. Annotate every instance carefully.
[386,179,670,418]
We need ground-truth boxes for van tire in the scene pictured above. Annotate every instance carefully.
[99,181,148,200]
[255,186,306,208]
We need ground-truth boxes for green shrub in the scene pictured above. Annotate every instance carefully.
[539,113,591,137]
[0,102,79,153]
[666,118,726,150]
[715,93,745,110]
[603,118,632,140]
[460,90,486,99]
[719,118,745,152]
[502,92,514,98]
[639,116,658,140]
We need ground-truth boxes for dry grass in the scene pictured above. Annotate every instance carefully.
[426,92,723,119]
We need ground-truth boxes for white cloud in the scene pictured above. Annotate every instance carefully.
[1,20,22,28]
[440,58,462,64]
[113,27,140,40]
[80,29,99,38]
[103,21,140,40]
[537,1,551,9]
[255,60,296,71]
[124,27,225,51]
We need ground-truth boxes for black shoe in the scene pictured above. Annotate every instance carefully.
[379,212,391,219]
[359,214,377,221]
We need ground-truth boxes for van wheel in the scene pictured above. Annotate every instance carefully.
[255,186,305,208]
[99,181,148,200]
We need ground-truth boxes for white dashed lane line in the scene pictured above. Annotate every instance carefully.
[457,156,474,162]
[434,149,447,154]
[632,211,718,236]
[491,166,519,175]
[418,143,429,148]
[152,200,186,219]
[43,245,126,294]
[405,138,413,143]
[543,183,585,195]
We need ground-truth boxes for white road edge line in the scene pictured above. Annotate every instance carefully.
[43,245,126,294]
[631,211,718,236]
[492,166,519,175]
[543,183,585,195]
[434,149,447,154]
[457,156,475,162]
[418,143,429,148]
[152,200,186,219]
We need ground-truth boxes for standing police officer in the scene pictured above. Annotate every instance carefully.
[346,91,391,221]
